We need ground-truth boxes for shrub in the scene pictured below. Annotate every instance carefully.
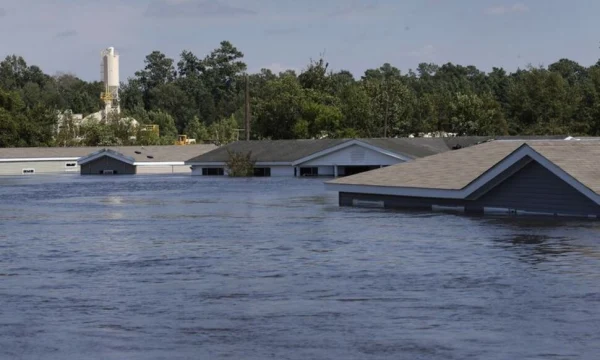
[225,150,255,177]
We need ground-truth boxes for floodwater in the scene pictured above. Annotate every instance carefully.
[0,175,599,360]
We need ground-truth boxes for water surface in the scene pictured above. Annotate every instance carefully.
[0,175,599,359]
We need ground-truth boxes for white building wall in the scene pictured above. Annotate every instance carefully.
[191,166,202,176]
[300,144,403,167]
[270,166,294,177]
[318,166,335,176]
[0,160,79,175]
[135,165,191,174]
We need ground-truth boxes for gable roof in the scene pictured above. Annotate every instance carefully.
[326,140,600,201]
[98,145,217,163]
[360,137,491,158]
[186,139,346,163]
[78,149,135,165]
[185,137,492,164]
[0,145,217,163]
[329,140,522,190]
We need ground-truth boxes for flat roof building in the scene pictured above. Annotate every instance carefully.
[77,145,217,175]
[326,140,600,218]
[0,145,216,176]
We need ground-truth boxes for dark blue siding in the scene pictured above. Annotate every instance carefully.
[339,161,600,218]
[81,156,136,175]
[474,161,599,216]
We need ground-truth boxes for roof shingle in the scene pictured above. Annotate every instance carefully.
[185,137,492,163]
[329,140,600,195]
[0,145,217,162]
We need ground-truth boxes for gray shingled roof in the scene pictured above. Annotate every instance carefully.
[328,140,600,194]
[100,145,217,163]
[0,145,217,162]
[185,137,492,164]
[186,139,346,163]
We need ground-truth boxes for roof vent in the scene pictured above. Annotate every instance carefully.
[147,155,154,159]
[135,151,142,154]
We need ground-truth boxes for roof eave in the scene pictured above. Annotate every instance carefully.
[326,144,600,205]
[292,139,412,166]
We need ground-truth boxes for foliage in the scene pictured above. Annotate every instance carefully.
[225,150,255,177]
[4,41,600,148]
[184,116,209,142]
[207,115,240,145]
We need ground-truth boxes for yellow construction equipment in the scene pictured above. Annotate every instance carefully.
[141,124,160,136]
[175,135,196,145]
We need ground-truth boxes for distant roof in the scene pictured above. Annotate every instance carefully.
[185,137,492,164]
[328,140,600,195]
[101,145,217,163]
[0,145,217,162]
[187,139,346,163]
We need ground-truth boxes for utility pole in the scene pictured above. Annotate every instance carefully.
[244,74,251,141]
[383,80,389,138]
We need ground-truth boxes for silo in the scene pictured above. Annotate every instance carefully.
[100,47,120,115]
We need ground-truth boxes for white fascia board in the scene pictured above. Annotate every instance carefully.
[353,140,414,162]
[325,144,600,205]
[186,162,227,166]
[324,182,464,199]
[134,162,185,166]
[292,139,411,166]
[186,162,292,166]
[0,157,79,163]
[78,151,134,165]
[255,162,293,166]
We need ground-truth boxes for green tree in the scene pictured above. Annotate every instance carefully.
[253,73,305,139]
[184,116,209,141]
[440,91,507,136]
[225,150,255,177]
[148,82,195,131]
[148,110,178,141]
[135,51,176,91]
[207,115,239,144]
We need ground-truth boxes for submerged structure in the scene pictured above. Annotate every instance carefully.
[185,137,489,177]
[325,139,600,218]
[0,145,216,176]
[77,145,217,175]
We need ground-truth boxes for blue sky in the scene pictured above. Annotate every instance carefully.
[1,0,599,81]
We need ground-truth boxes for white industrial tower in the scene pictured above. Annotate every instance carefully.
[100,47,120,119]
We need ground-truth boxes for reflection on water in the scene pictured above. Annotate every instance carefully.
[0,175,599,360]
[510,234,553,245]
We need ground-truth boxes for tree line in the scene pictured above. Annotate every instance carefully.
[2,40,600,147]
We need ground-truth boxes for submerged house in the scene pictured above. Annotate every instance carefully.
[0,145,215,176]
[0,147,93,175]
[185,137,489,177]
[325,140,600,218]
[77,145,217,175]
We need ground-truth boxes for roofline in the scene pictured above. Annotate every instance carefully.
[77,149,135,165]
[495,137,570,142]
[291,139,412,166]
[186,162,227,166]
[134,162,186,166]
[185,161,293,166]
[325,144,600,205]
[0,157,80,162]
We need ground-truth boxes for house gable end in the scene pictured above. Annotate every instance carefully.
[294,140,411,166]
[473,160,600,216]
[78,149,135,166]
[80,155,137,175]
[298,143,404,167]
